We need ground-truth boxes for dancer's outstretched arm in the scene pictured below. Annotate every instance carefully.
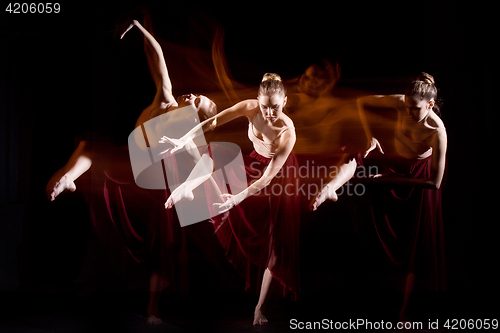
[139,14,163,93]
[121,20,175,106]
[122,18,180,151]
[159,100,254,154]
[161,101,255,208]
[214,129,296,213]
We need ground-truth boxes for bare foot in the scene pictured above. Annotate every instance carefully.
[46,173,76,201]
[310,184,338,211]
[165,184,194,209]
[253,308,269,326]
[146,315,163,325]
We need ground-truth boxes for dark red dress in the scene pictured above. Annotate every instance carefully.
[357,153,446,292]
[212,147,301,300]
[83,142,188,292]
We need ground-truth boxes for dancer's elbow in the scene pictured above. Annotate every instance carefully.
[425,179,441,190]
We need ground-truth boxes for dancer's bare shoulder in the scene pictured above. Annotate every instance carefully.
[281,112,295,130]
[225,99,259,120]
[240,99,259,115]
[425,111,445,131]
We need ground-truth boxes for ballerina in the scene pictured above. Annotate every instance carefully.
[312,72,447,320]
[45,16,217,324]
[161,73,300,325]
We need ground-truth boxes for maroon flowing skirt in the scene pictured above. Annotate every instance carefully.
[84,142,188,291]
[212,149,301,300]
[357,153,446,292]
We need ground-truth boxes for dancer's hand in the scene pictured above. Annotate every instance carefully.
[159,136,185,155]
[120,20,138,39]
[364,137,384,158]
[368,171,394,183]
[213,193,237,214]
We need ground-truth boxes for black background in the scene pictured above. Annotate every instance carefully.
[0,0,494,330]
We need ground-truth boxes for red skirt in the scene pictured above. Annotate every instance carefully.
[358,154,446,292]
[212,149,301,300]
[97,144,188,292]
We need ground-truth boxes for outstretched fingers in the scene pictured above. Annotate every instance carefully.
[213,193,235,213]
[158,136,181,156]
[158,136,171,143]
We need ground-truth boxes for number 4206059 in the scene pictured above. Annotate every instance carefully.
[6,3,60,14]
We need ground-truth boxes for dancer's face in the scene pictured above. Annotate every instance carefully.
[178,94,211,112]
[299,66,330,97]
[404,95,435,122]
[257,93,287,124]
[177,93,215,122]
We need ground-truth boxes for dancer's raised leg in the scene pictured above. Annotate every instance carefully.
[311,156,356,210]
[46,141,92,201]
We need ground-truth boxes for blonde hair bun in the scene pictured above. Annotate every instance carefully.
[262,73,282,82]
[418,72,435,86]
